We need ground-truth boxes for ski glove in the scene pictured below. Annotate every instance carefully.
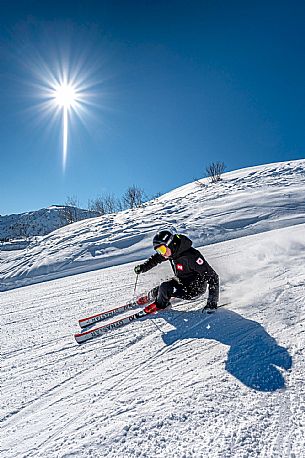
[205,300,217,310]
[134,265,144,275]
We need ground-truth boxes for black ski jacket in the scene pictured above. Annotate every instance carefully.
[140,234,219,303]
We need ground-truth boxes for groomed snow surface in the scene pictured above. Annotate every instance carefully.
[2,223,305,457]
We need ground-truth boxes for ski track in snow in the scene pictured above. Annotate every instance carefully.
[1,222,305,457]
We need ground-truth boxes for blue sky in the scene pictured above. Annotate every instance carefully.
[1,0,305,215]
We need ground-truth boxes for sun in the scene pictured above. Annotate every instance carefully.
[54,83,77,108]
[51,82,80,169]
[27,53,99,172]
[33,70,89,171]
[16,24,106,173]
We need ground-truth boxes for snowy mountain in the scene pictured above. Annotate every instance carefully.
[0,205,100,240]
[1,160,305,457]
[1,159,305,291]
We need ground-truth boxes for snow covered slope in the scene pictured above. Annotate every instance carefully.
[1,159,305,291]
[1,223,305,457]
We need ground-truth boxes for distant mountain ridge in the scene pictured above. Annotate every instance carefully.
[0,205,100,240]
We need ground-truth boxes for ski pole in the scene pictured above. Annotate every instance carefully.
[133,274,139,299]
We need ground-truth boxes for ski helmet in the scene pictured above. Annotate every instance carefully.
[153,230,174,249]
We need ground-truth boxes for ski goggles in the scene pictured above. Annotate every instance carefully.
[155,244,167,255]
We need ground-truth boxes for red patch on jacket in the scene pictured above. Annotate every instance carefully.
[176,263,184,271]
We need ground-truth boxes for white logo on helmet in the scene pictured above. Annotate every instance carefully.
[196,257,204,265]
[162,233,173,245]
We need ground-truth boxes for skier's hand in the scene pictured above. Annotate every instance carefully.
[204,300,217,311]
[134,265,143,275]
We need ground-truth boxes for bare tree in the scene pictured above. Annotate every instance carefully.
[88,194,121,215]
[62,206,78,224]
[65,195,79,207]
[103,193,118,214]
[88,197,105,215]
[62,195,80,224]
[116,198,124,212]
[122,185,145,210]
[206,162,226,183]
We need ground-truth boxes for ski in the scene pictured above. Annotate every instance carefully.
[78,299,142,328]
[75,301,230,344]
[75,307,159,344]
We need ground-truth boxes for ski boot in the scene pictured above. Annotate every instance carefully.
[144,301,171,314]
[136,287,159,306]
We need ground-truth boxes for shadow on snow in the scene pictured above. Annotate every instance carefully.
[153,308,292,392]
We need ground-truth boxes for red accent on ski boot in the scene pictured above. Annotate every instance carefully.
[137,295,150,306]
[144,303,158,314]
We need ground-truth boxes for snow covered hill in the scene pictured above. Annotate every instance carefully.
[1,159,305,292]
[0,205,100,240]
[1,222,305,457]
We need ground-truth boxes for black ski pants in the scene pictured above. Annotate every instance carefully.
[155,278,207,308]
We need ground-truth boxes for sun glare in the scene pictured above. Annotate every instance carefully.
[19,24,105,173]
[27,47,101,172]
[51,82,79,169]
[54,83,77,108]
[35,70,89,171]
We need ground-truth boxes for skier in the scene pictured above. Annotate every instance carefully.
[134,230,219,313]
